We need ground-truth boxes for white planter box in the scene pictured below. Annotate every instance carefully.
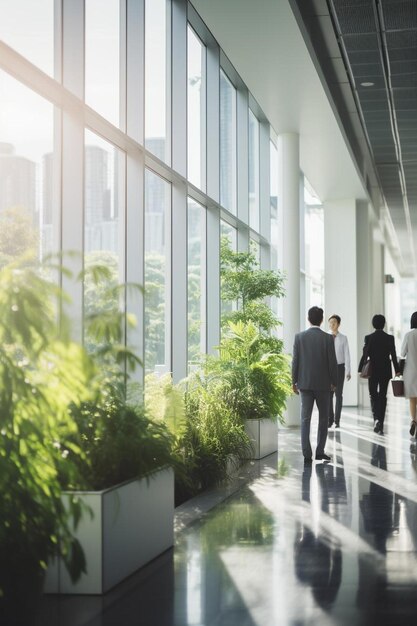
[245,418,278,459]
[44,466,174,595]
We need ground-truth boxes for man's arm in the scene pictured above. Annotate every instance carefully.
[344,335,351,380]
[358,335,368,372]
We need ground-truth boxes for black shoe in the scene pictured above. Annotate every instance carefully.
[410,421,416,436]
[304,457,313,465]
[335,423,340,429]
[373,421,381,433]
[328,420,334,428]
[315,453,331,461]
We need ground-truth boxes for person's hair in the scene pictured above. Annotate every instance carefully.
[328,314,341,325]
[308,306,324,326]
[372,314,385,330]
[410,312,417,329]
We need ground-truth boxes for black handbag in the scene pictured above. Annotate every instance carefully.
[391,377,404,397]
[359,336,373,379]
[360,359,372,379]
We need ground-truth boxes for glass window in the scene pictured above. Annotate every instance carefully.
[304,179,324,318]
[145,0,170,163]
[248,109,260,231]
[187,25,206,190]
[144,169,171,375]
[220,221,237,251]
[188,198,206,370]
[85,0,120,127]
[0,0,54,77]
[250,238,260,264]
[0,71,57,267]
[270,139,279,319]
[84,130,125,347]
[220,70,237,213]
[220,221,237,320]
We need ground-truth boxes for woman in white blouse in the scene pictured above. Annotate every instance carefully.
[401,311,417,436]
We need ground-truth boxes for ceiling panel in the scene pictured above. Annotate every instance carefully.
[291,0,417,274]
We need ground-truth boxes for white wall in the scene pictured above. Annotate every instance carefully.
[324,199,358,406]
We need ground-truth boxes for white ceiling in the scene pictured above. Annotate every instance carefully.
[190,0,368,204]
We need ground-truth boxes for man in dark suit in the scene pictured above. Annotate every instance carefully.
[358,314,399,434]
[292,306,338,464]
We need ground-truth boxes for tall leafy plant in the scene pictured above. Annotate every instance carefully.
[221,237,285,332]
[214,320,291,423]
[219,239,292,422]
[61,266,176,493]
[0,261,95,624]
[180,369,252,495]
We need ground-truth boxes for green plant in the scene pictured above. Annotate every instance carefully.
[63,271,176,492]
[219,240,292,422]
[180,369,252,495]
[214,321,292,423]
[145,371,251,502]
[220,237,285,331]
[0,261,95,623]
[64,378,175,491]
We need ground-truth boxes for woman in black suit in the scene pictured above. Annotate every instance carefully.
[358,314,399,434]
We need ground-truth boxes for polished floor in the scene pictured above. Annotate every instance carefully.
[39,393,417,625]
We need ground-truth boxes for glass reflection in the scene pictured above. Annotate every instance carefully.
[360,444,400,554]
[200,492,275,550]
[294,464,342,611]
[176,490,273,626]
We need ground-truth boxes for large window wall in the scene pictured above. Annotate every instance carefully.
[85,0,121,127]
[83,130,125,350]
[0,0,280,384]
[144,169,171,375]
[0,69,57,264]
[301,177,324,327]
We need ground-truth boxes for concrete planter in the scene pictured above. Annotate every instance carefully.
[44,466,174,595]
[245,418,278,459]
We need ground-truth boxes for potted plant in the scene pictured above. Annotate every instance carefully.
[220,240,292,458]
[45,377,176,595]
[44,265,177,595]
[145,371,251,504]
[0,260,94,624]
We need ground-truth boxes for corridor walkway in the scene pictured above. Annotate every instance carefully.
[39,393,417,625]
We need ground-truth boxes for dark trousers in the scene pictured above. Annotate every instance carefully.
[300,390,330,459]
[368,375,390,425]
[329,364,345,426]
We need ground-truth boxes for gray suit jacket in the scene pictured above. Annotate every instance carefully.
[292,326,338,391]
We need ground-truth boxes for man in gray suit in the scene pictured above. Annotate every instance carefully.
[292,306,338,464]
